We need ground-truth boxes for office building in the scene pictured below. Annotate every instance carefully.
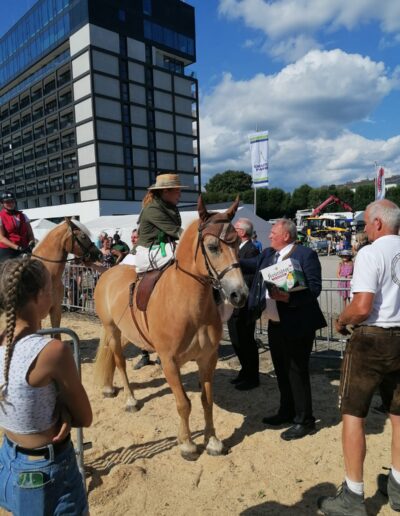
[0,0,199,221]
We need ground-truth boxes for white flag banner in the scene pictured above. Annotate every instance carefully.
[375,166,385,200]
[249,131,269,188]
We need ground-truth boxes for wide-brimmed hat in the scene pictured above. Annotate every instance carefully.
[148,174,188,190]
[339,249,352,257]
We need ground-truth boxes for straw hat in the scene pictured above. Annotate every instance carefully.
[148,174,188,190]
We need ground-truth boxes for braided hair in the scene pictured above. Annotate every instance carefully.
[0,257,48,400]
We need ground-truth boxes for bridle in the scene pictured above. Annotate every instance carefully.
[30,220,96,264]
[175,215,240,291]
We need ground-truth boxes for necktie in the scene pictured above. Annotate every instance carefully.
[273,252,280,264]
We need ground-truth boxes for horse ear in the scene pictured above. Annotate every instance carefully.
[225,196,240,221]
[197,195,210,222]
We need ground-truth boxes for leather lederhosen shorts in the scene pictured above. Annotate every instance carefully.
[339,325,400,417]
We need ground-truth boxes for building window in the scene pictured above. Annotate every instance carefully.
[143,0,152,15]
[118,9,126,22]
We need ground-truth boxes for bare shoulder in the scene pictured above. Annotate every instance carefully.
[38,339,72,365]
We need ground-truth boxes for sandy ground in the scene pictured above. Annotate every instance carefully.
[1,255,396,515]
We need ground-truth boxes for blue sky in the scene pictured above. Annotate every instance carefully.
[1,0,400,191]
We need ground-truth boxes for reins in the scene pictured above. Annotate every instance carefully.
[30,221,95,264]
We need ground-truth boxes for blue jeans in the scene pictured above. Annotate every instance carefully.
[0,436,88,515]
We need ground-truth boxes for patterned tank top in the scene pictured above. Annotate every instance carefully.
[0,334,58,434]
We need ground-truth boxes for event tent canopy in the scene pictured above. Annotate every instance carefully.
[84,204,272,249]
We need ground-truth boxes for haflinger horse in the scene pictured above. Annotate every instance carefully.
[32,218,102,331]
[94,196,248,460]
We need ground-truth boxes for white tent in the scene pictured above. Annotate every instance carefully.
[84,204,271,249]
[30,218,57,242]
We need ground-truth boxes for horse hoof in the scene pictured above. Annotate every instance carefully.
[206,437,224,456]
[125,403,140,413]
[181,450,199,461]
[103,390,116,398]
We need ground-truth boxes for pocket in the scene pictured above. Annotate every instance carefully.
[13,469,55,516]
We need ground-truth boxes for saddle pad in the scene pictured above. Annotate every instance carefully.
[136,269,165,311]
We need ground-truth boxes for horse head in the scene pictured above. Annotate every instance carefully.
[194,195,248,308]
[64,218,102,262]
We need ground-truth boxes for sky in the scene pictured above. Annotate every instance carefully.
[1,0,400,192]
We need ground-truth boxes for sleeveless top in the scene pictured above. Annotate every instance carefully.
[0,334,58,434]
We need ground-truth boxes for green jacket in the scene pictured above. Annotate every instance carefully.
[137,196,183,248]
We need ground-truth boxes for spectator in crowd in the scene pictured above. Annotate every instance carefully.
[0,257,92,515]
[131,229,139,249]
[242,219,326,440]
[336,250,354,307]
[0,191,35,262]
[96,231,108,250]
[252,231,263,252]
[111,233,129,263]
[228,218,260,390]
[100,237,120,269]
[318,199,400,515]
[352,231,369,255]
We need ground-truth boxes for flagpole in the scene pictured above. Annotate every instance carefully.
[254,124,258,215]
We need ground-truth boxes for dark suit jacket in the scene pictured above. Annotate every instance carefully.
[241,244,327,338]
[239,240,260,289]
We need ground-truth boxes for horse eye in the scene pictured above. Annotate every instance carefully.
[207,243,219,253]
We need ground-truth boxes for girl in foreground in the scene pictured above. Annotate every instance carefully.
[0,257,92,515]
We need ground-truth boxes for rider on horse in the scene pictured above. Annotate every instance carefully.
[0,191,35,262]
[123,174,187,271]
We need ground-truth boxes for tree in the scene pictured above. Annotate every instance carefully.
[289,184,312,215]
[386,186,400,207]
[256,188,291,220]
[205,170,252,194]
[353,184,375,211]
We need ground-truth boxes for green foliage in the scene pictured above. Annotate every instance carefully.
[290,184,312,214]
[353,184,375,211]
[204,170,252,193]
[255,188,291,220]
[386,186,400,206]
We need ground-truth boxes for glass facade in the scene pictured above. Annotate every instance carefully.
[0,0,88,90]
[144,20,195,57]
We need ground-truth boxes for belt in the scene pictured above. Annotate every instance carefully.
[355,325,400,336]
[6,434,71,459]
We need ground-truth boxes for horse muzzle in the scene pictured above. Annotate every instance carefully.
[222,282,248,309]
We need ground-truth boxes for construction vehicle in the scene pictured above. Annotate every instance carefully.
[296,195,354,237]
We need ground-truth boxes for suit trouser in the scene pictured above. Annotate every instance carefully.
[227,308,259,382]
[268,323,315,424]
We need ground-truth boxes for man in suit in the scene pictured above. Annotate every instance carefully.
[243,219,327,440]
[228,218,260,391]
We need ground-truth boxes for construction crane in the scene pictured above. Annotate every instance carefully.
[311,195,353,217]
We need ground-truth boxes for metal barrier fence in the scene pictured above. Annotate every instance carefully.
[62,265,351,358]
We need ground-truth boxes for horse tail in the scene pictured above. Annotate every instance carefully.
[94,326,116,387]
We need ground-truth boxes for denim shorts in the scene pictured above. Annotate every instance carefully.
[0,435,88,515]
[339,325,400,417]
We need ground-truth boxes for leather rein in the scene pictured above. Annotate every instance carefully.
[30,220,95,264]
[175,216,240,291]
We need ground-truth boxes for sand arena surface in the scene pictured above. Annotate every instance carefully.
[1,306,394,516]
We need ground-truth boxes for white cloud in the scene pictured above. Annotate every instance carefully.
[199,49,400,189]
[218,0,400,61]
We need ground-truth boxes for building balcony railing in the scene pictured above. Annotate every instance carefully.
[59,95,72,108]
[37,187,49,194]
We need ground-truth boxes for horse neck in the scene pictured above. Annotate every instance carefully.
[34,223,70,274]
[175,220,206,277]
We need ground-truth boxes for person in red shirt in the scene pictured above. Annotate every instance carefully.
[0,191,35,262]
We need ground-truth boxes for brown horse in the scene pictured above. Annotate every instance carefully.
[32,218,101,330]
[94,197,248,460]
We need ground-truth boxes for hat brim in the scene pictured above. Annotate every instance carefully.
[148,184,189,190]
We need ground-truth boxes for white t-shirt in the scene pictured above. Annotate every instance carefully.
[351,235,400,327]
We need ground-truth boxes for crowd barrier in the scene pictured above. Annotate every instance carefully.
[62,265,351,359]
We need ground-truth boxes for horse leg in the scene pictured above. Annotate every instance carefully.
[111,328,140,413]
[197,351,224,456]
[49,304,62,340]
[162,356,198,461]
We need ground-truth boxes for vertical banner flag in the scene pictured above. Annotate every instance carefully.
[249,131,269,188]
[375,166,385,200]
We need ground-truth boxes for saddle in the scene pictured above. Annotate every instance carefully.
[131,262,173,312]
